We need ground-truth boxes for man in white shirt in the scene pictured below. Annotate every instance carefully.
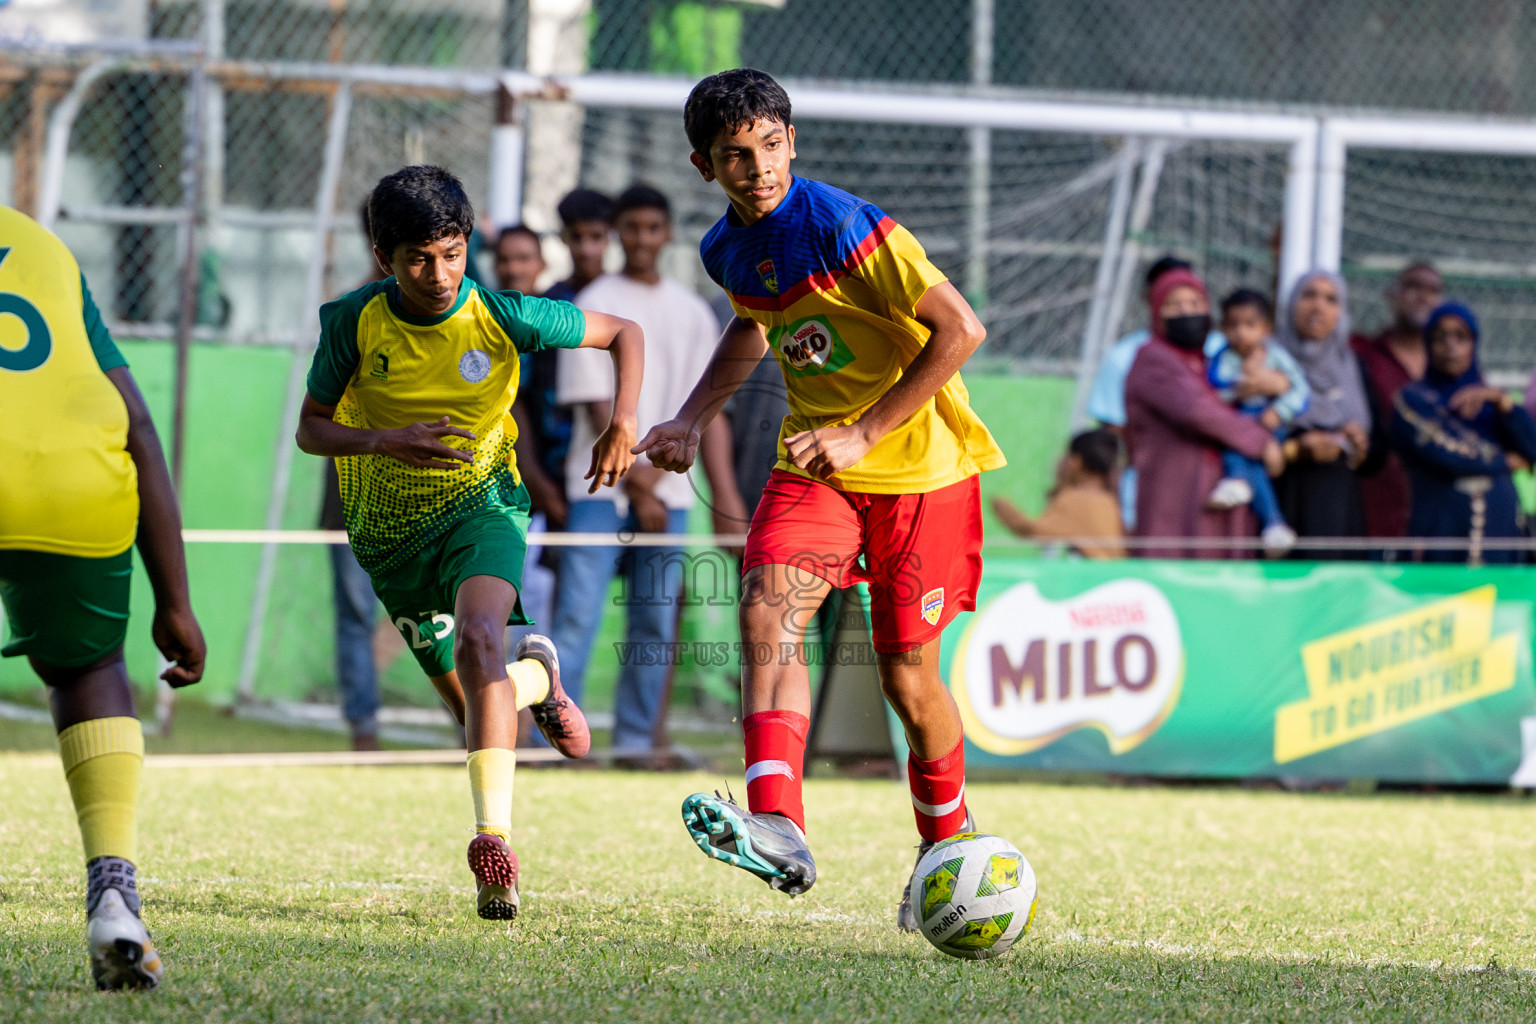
[552,185,724,754]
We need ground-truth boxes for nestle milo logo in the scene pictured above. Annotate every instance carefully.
[953,580,1185,757]
[770,316,853,377]
[929,904,967,935]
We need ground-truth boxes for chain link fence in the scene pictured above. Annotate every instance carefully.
[8,2,1536,367]
[1343,148,1536,369]
[8,0,1536,718]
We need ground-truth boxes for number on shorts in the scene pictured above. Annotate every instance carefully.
[394,610,455,650]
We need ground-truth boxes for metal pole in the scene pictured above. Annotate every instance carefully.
[1312,120,1347,273]
[235,82,353,704]
[171,61,207,493]
[38,58,124,229]
[964,0,993,312]
[1069,138,1140,429]
[1083,135,1171,413]
[488,82,526,229]
[1278,122,1319,296]
[201,0,227,326]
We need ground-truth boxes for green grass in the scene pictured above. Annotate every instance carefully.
[0,698,739,764]
[0,700,366,755]
[2,759,1534,1022]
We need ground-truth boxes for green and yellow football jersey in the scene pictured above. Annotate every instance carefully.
[0,206,135,558]
[306,277,586,574]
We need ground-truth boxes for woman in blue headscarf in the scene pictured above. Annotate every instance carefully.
[1389,302,1536,564]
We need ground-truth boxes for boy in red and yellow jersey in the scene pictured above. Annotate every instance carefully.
[0,207,206,989]
[634,69,1006,929]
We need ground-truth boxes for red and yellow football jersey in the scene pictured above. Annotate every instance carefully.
[700,175,1005,494]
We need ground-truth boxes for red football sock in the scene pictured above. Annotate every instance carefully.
[908,738,968,842]
[743,710,809,834]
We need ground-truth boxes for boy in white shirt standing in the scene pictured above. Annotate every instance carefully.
[552,185,724,755]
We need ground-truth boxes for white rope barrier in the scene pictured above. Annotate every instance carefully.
[182,529,750,547]
[179,529,1536,554]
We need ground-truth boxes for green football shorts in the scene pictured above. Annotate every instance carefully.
[368,502,532,678]
[0,548,133,668]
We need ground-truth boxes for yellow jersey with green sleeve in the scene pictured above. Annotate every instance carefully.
[306,276,586,574]
[0,207,136,557]
[699,175,1006,495]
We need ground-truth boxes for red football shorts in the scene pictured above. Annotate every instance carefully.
[742,469,984,653]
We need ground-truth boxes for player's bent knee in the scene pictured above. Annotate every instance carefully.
[877,659,945,707]
[451,618,506,679]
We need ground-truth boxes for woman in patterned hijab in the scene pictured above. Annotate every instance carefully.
[1270,270,1375,556]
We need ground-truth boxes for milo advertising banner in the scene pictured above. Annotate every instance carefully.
[942,559,1536,784]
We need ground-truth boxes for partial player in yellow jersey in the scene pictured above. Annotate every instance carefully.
[634,70,1006,927]
[296,166,643,921]
[0,207,206,990]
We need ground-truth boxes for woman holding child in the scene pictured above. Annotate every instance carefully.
[1124,268,1282,558]
[1272,270,1377,557]
[1389,302,1536,565]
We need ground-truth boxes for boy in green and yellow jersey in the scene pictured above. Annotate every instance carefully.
[0,207,207,990]
[296,166,644,921]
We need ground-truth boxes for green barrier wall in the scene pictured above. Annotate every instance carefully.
[941,557,1536,784]
[0,344,1073,716]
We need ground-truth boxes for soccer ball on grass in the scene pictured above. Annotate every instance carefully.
[913,832,1037,960]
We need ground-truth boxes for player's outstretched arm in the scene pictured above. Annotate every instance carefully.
[575,310,644,494]
[632,314,770,474]
[107,367,206,688]
[295,394,476,468]
[783,281,985,479]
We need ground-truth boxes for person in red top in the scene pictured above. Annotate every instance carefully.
[1352,261,1444,541]
[1124,268,1283,559]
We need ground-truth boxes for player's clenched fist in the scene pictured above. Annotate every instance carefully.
[378,416,477,469]
[152,604,206,689]
[784,422,875,479]
[631,418,701,473]
[587,415,639,493]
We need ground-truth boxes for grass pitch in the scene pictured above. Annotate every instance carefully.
[2,756,1533,1023]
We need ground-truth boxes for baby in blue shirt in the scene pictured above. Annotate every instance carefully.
[1207,289,1310,556]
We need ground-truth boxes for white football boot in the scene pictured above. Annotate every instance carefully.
[87,887,163,990]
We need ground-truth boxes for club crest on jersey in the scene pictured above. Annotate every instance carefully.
[922,587,945,626]
[757,259,779,295]
[370,350,390,380]
[459,349,491,383]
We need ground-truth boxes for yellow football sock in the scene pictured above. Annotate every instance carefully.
[467,747,516,842]
[508,658,550,711]
[57,716,143,863]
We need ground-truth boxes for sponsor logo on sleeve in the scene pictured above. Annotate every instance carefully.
[951,580,1184,756]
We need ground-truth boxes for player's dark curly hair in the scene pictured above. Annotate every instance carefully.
[683,68,792,157]
[367,165,474,255]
